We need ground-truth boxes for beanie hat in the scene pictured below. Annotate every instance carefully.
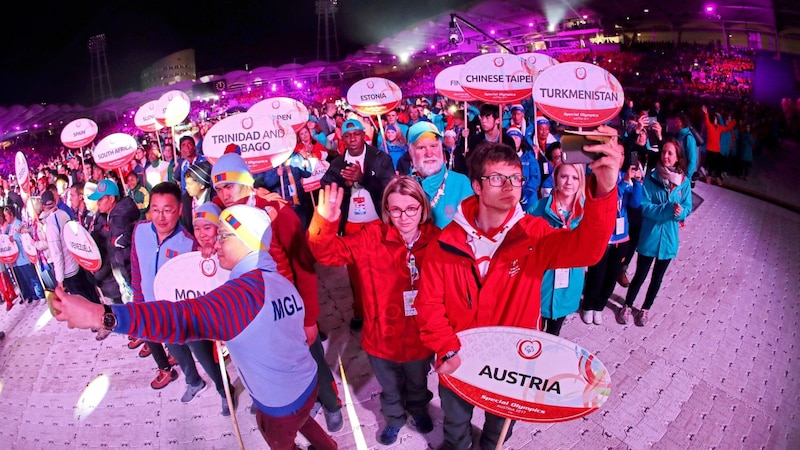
[506,127,524,139]
[443,129,457,138]
[385,124,398,133]
[407,121,442,144]
[186,160,213,188]
[510,104,525,113]
[211,153,254,187]
[219,205,272,252]
[193,202,221,227]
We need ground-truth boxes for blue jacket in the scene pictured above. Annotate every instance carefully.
[676,127,698,176]
[417,165,473,229]
[526,195,585,320]
[637,169,692,260]
[738,131,755,163]
[385,141,408,171]
[611,174,643,244]
[520,150,542,206]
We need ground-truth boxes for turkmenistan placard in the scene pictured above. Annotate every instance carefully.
[440,326,611,423]
[346,77,403,116]
[134,100,164,133]
[60,118,99,149]
[202,113,296,174]
[0,234,19,265]
[532,62,624,127]
[459,54,534,104]
[153,252,231,302]
[92,133,138,170]
[434,65,475,102]
[248,97,310,133]
[61,221,102,272]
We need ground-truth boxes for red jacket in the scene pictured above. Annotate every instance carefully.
[307,213,439,362]
[703,113,736,153]
[214,194,319,327]
[414,187,616,360]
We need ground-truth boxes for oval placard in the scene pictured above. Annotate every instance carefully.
[203,113,296,174]
[300,159,330,192]
[532,62,624,127]
[440,326,611,423]
[248,97,310,133]
[60,118,99,149]
[20,233,38,263]
[346,77,403,116]
[517,52,560,76]
[61,221,102,272]
[434,65,476,102]
[134,100,164,133]
[153,252,231,302]
[155,90,191,127]
[460,54,534,104]
[92,133,138,170]
[15,151,30,193]
[0,234,19,265]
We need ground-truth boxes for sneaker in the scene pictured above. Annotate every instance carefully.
[617,270,630,288]
[635,309,649,327]
[221,386,237,416]
[580,309,593,325]
[150,368,178,390]
[349,317,363,331]
[95,328,112,341]
[167,354,178,367]
[128,337,145,349]
[412,413,433,433]
[180,380,208,403]
[378,425,402,445]
[616,306,632,325]
[593,310,603,325]
[138,343,151,358]
[323,407,343,432]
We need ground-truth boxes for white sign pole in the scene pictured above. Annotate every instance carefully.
[216,342,244,450]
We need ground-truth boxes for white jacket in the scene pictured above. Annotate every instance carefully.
[41,208,80,283]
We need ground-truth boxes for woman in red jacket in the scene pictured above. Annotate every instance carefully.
[701,105,736,185]
[308,176,439,446]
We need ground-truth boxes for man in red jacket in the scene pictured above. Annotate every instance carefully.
[210,153,344,432]
[415,130,623,450]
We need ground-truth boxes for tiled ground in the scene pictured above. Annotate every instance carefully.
[1,143,799,449]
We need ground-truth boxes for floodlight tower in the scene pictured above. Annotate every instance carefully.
[88,34,113,105]
[316,0,340,61]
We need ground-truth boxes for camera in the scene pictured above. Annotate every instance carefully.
[449,33,460,45]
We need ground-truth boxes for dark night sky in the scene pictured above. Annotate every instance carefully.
[0,0,472,108]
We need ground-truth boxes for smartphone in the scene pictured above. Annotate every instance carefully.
[648,116,658,127]
[560,134,604,165]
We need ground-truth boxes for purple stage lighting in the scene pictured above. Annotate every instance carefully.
[706,5,714,13]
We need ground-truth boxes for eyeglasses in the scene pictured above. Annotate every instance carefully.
[387,205,421,218]
[215,233,236,243]
[479,174,526,187]
[150,208,177,217]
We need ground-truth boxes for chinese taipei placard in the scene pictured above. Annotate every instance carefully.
[441,326,611,422]
[248,97,310,133]
[203,113,297,174]
[532,62,624,127]
[460,54,534,104]
[153,252,231,302]
[346,77,403,116]
[517,52,559,76]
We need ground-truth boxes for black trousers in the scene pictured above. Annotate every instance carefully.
[583,242,629,311]
[625,254,672,310]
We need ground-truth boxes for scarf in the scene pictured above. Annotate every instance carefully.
[657,163,684,188]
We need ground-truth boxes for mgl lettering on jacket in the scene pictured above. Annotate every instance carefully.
[272,294,304,321]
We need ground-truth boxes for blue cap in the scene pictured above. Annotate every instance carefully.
[341,119,364,133]
[87,179,120,201]
[407,121,442,144]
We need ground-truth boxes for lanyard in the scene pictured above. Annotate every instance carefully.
[405,231,421,290]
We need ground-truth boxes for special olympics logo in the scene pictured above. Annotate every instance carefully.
[494,57,505,67]
[575,67,587,80]
[200,259,217,277]
[367,80,375,89]
[527,56,537,64]
[76,121,84,129]
[272,100,281,109]
[148,103,156,111]
[517,339,543,360]
[241,117,254,129]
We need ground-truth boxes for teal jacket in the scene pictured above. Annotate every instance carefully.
[638,169,692,260]
[526,194,585,320]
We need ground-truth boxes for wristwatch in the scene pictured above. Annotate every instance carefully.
[101,304,117,331]
[441,350,458,363]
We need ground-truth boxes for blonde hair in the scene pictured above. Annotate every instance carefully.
[380,176,431,225]
[552,163,586,214]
